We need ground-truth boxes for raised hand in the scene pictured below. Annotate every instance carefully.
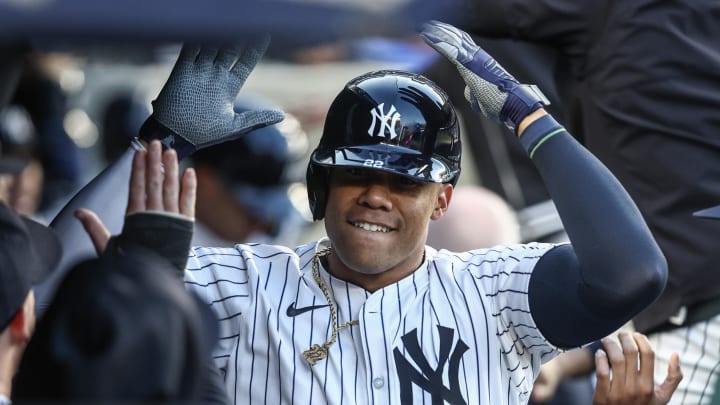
[419,20,549,132]
[592,332,682,405]
[76,140,196,255]
[140,39,284,158]
[126,140,195,218]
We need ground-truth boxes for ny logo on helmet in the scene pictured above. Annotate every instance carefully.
[368,103,401,139]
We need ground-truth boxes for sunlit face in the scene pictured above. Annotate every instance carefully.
[323,167,452,289]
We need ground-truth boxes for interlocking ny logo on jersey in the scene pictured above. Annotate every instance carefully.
[393,326,469,405]
[368,103,400,139]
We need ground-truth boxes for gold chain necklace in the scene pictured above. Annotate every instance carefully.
[302,247,359,366]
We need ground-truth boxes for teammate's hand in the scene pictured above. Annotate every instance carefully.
[126,140,196,218]
[592,332,683,405]
[139,39,284,159]
[419,20,549,131]
[531,359,565,403]
[531,345,597,403]
[76,140,197,255]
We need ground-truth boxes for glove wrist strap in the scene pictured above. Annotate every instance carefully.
[138,117,195,160]
[500,84,551,131]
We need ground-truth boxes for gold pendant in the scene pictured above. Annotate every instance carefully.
[302,344,327,366]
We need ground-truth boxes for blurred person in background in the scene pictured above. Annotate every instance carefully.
[191,96,312,247]
[0,105,43,217]
[99,90,149,164]
[0,201,61,403]
[11,52,84,217]
[13,249,222,404]
[427,184,520,251]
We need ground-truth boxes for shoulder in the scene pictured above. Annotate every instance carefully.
[429,242,558,266]
[188,241,319,267]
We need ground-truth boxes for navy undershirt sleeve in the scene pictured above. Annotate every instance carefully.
[520,115,667,348]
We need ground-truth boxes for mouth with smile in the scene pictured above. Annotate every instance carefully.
[350,221,394,233]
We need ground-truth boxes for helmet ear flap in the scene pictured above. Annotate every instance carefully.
[306,162,329,221]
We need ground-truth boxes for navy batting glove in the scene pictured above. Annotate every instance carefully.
[420,20,549,132]
[139,37,284,159]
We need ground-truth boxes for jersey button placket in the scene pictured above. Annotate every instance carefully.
[361,297,388,398]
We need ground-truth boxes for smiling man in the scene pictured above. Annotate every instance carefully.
[74,22,668,405]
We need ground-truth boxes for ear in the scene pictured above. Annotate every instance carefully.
[431,184,453,220]
[9,291,35,343]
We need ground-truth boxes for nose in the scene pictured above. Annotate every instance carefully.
[357,182,393,211]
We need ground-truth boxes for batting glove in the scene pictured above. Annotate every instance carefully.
[420,20,550,132]
[139,37,284,159]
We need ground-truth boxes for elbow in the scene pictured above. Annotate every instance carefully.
[582,250,668,317]
[642,251,668,303]
[620,237,669,308]
[628,230,668,305]
[610,252,668,315]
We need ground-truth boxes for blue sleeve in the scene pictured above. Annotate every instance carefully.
[522,115,667,348]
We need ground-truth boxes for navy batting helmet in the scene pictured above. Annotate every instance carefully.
[307,70,461,220]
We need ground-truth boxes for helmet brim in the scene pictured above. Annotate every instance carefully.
[311,144,458,184]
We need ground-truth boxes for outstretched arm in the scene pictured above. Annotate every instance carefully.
[38,41,281,311]
[75,142,230,405]
[421,21,667,347]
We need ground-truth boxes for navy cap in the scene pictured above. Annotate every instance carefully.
[14,249,218,402]
[0,155,26,174]
[0,201,61,330]
[192,95,310,229]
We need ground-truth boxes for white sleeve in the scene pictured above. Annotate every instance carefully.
[466,243,563,359]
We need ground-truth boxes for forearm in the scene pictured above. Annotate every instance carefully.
[522,112,667,346]
[547,347,595,378]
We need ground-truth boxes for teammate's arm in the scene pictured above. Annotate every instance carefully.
[421,21,667,348]
[75,141,196,275]
[531,343,595,402]
[48,41,281,281]
[75,141,230,405]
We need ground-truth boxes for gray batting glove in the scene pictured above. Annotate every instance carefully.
[420,20,549,131]
[139,37,284,159]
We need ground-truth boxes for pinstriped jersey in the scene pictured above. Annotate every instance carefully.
[184,239,562,405]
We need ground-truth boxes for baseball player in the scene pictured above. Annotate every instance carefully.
[75,22,668,405]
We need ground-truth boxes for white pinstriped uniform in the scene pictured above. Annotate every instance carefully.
[184,239,562,404]
[647,314,720,405]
